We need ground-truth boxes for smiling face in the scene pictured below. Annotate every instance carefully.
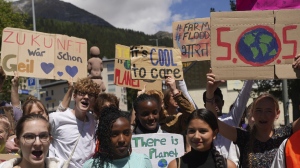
[15,119,50,167]
[110,117,132,160]
[187,118,217,152]
[252,97,279,130]
[136,100,160,131]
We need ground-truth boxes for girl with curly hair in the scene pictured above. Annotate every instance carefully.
[83,106,152,168]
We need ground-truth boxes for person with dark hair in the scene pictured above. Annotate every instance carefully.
[161,76,195,134]
[83,106,152,168]
[203,78,253,161]
[94,93,119,117]
[49,77,101,168]
[168,109,235,168]
[0,114,64,168]
[206,67,300,168]
[133,93,165,134]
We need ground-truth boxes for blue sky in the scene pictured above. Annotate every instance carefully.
[62,0,232,34]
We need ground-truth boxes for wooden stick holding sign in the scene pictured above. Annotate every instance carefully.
[130,45,183,80]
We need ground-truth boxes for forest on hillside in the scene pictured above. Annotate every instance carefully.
[31,19,173,59]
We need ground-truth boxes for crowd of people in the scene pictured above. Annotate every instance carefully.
[0,55,300,168]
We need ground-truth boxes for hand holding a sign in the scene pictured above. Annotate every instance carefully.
[292,54,300,69]
[165,76,179,96]
[11,71,21,109]
[137,84,146,97]
[11,71,19,88]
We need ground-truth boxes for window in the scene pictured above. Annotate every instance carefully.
[46,91,48,96]
[47,104,49,109]
[51,90,54,95]
[52,103,54,109]
[108,85,115,93]
[107,63,114,72]
[108,74,114,83]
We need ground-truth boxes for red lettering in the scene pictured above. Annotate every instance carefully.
[67,40,73,51]
[114,68,140,88]
[216,27,231,60]
[44,37,53,48]
[75,41,85,53]
[31,35,40,46]
[16,33,25,45]
[282,25,297,60]
[3,30,14,43]
[57,39,66,50]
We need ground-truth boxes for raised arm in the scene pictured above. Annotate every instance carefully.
[206,68,237,142]
[178,79,197,109]
[11,72,20,108]
[57,79,74,112]
[11,72,22,121]
[228,80,253,126]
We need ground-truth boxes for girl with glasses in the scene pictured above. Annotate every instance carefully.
[0,114,64,168]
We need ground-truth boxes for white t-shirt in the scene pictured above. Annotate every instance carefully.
[49,108,96,168]
[214,80,253,159]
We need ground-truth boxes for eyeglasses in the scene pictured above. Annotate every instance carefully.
[77,91,97,98]
[22,133,50,144]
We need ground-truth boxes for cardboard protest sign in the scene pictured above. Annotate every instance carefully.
[172,18,210,62]
[0,154,20,163]
[131,133,184,168]
[237,0,300,11]
[114,44,162,90]
[211,9,300,80]
[130,45,183,80]
[1,27,87,81]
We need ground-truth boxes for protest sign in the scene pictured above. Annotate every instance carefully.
[237,0,300,11]
[172,18,210,62]
[130,45,183,80]
[114,44,162,90]
[0,154,20,163]
[211,9,300,80]
[131,133,184,168]
[1,27,87,81]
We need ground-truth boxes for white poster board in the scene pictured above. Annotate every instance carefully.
[131,133,185,168]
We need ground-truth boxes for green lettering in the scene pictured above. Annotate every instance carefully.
[2,54,17,72]
[163,151,169,157]
[131,137,142,147]
[147,138,154,147]
[161,138,166,145]
[174,148,178,157]
[169,150,174,157]
[149,148,156,159]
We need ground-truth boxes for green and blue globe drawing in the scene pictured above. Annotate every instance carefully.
[236,26,281,66]
[158,159,168,168]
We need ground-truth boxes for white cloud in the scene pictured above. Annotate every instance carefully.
[61,0,182,34]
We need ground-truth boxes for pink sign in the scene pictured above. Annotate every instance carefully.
[237,0,300,11]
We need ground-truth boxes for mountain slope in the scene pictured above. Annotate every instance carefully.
[12,0,114,27]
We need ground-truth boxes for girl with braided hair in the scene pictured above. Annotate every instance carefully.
[83,106,152,168]
[168,109,234,168]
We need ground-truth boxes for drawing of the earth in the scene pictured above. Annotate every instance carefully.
[158,159,168,167]
[236,27,281,66]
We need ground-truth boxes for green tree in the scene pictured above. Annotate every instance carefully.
[0,0,29,101]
